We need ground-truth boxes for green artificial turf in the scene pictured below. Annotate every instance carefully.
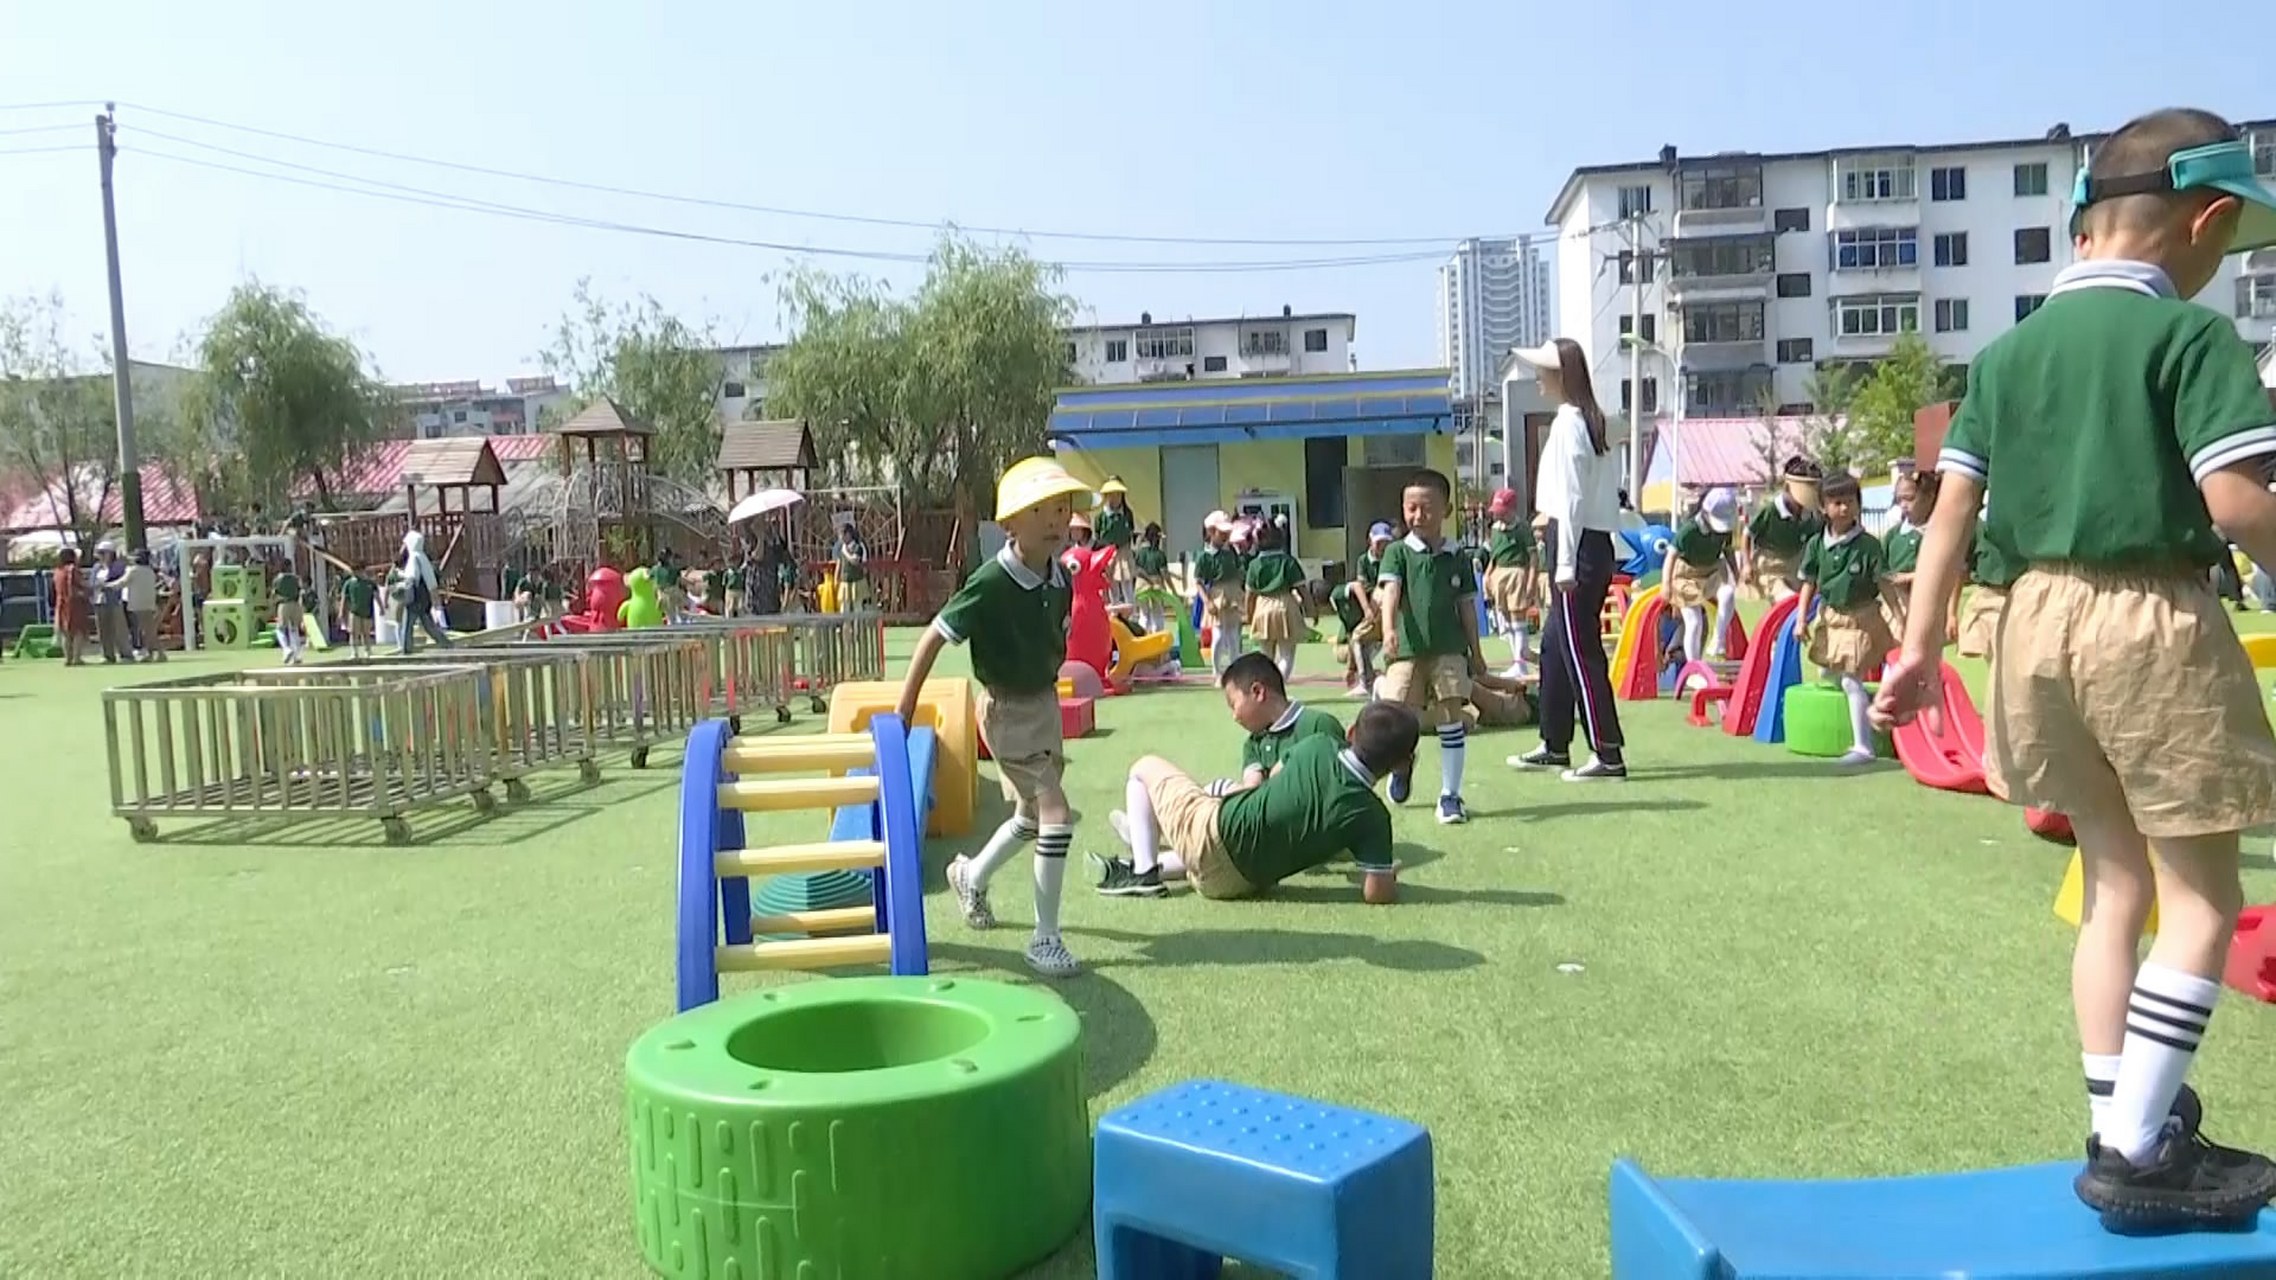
[2,624,2274,1278]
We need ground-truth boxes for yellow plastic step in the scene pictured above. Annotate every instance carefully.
[717,933,892,972]
[749,905,877,936]
[722,734,875,774]
[717,775,879,812]
[715,839,886,877]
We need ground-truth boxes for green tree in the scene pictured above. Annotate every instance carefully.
[765,235,1074,557]
[1799,361,1865,474]
[184,282,392,511]
[0,292,127,545]
[540,280,723,483]
[1845,330,1955,474]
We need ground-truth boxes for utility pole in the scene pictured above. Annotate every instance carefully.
[1625,213,1648,509]
[97,103,145,553]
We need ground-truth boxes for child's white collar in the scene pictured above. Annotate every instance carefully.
[1823,524,1863,547]
[1338,748,1376,786]
[1403,531,1445,553]
[1267,702,1304,733]
[997,542,1067,591]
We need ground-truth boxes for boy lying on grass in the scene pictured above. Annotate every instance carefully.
[1091,700,1420,904]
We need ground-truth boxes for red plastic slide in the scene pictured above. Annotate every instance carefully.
[1720,595,1801,737]
[1890,660,1991,794]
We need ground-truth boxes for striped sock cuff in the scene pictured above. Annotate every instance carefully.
[1035,824,1074,860]
[1205,778,1237,797]
[2128,985,2215,1052]
[1005,816,1038,841]
[1436,724,1466,747]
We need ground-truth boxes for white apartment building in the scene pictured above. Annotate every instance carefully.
[394,376,572,439]
[1063,309,1356,385]
[1437,236,1553,401]
[1545,118,2276,436]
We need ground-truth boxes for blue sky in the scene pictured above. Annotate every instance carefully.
[0,0,2262,383]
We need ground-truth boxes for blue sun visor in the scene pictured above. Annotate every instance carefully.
[2071,139,2276,252]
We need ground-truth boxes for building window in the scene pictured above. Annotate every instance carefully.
[1668,233,1775,280]
[1832,226,1919,270]
[1241,329,1287,356]
[1063,342,1078,365]
[1776,272,1813,298]
[1836,156,1917,202]
[1617,184,1654,218]
[721,381,746,399]
[1619,377,1661,415]
[1617,251,1659,284]
[2013,162,2050,197]
[1929,166,1967,201]
[1362,434,1425,467]
[1135,327,1194,360]
[1773,207,1810,233]
[1617,313,1659,344]
[1934,298,1970,332]
[452,409,468,424]
[1834,294,1920,337]
[1678,163,1763,212]
[2015,293,2049,321]
[1303,327,1329,353]
[2255,130,2276,178]
[1776,337,1815,364]
[1932,232,1969,267]
[2013,227,2052,264]
[1302,436,1346,529]
[1105,339,1128,363]
[1683,301,1766,345]
[1202,355,1228,373]
[1686,369,1774,418]
[2237,275,2276,319]
[1777,402,1816,416]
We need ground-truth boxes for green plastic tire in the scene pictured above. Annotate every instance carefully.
[1783,682,1853,757]
[626,976,1089,1280]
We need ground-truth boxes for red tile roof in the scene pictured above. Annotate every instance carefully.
[1662,417,1820,487]
[0,465,204,533]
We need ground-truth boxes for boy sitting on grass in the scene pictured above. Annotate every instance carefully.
[1203,651,1345,797]
[1092,701,1418,902]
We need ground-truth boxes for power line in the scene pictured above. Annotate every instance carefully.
[0,122,81,138]
[0,99,102,113]
[121,101,1519,249]
[0,145,80,156]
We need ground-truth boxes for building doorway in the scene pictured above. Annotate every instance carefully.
[1160,444,1220,559]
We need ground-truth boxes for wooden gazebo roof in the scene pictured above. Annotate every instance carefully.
[398,437,507,489]
[716,418,816,473]
[551,397,655,437]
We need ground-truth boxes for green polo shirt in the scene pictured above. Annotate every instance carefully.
[342,574,377,615]
[1240,702,1345,775]
[1132,545,1169,577]
[1378,533,1477,657]
[1331,586,1366,638]
[1882,522,1922,574]
[1971,523,2025,589]
[1487,524,1535,569]
[652,559,676,589]
[1354,550,1383,592]
[836,542,867,584]
[1800,528,1886,611]
[1939,267,2276,571]
[1193,546,1243,590]
[1670,519,1731,568]
[1245,550,1307,596]
[1748,498,1821,556]
[718,567,742,592]
[933,545,1070,695]
[1094,504,1135,549]
[1215,737,1395,886]
[271,572,301,605]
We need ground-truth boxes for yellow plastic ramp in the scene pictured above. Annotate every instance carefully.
[1606,582,1663,692]
[2053,850,2158,932]
[301,615,331,651]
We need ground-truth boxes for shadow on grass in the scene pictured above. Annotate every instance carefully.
[1640,758,1883,782]
[1490,798,1707,823]
[133,772,674,849]
[1261,879,1566,909]
[1067,923,1485,973]
[931,941,1156,1099]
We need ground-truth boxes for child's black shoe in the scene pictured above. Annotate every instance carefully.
[1387,767,1413,804]
[1092,856,1166,898]
[2075,1113,2276,1229]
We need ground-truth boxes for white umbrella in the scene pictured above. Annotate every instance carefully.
[728,488,804,525]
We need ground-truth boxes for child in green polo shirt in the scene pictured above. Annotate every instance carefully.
[898,458,1092,978]
[1091,700,1418,902]
[1662,486,1741,664]
[1955,511,2023,658]
[340,564,378,660]
[1745,456,1824,600]
[1131,523,1171,632]
[1876,107,2276,1226]
[1792,473,1897,766]
[1203,650,1345,797]
[1095,477,1138,606]
[1243,519,1310,679]
[1482,488,1539,677]
[1377,469,1489,826]
[1193,511,1246,680]
[270,565,307,664]
[1881,470,1933,633]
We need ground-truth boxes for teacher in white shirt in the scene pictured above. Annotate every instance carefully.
[1507,338,1628,782]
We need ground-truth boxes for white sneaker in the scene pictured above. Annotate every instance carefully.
[1837,747,1877,768]
[945,854,996,929]
[1108,809,1132,850]
[1026,933,1080,978]
[1346,683,1368,699]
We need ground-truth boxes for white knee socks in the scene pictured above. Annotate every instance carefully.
[1680,607,1704,663]
[1031,823,1071,937]
[1839,675,1873,756]
[2107,964,2221,1162]
[1211,623,1243,678]
[2085,1052,2122,1139]
[1710,584,1736,657]
[1124,775,1161,874]
[1274,643,1296,679]
[1507,622,1529,667]
[1437,723,1467,797]
[970,815,1035,887]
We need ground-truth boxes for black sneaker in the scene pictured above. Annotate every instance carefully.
[1505,746,1570,771]
[1092,856,1166,898]
[1561,756,1629,783]
[2075,1112,2276,1228]
[1387,767,1413,805]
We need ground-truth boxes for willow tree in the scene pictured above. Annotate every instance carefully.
[183,282,392,510]
[540,280,723,484]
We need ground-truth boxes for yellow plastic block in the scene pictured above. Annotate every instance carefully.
[2242,633,2276,670]
[717,932,891,973]
[1109,616,1174,685]
[717,839,886,877]
[723,734,876,774]
[718,775,880,813]
[1606,582,1663,691]
[2053,850,2159,932]
[826,677,977,837]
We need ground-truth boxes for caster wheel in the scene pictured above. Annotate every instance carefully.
[471,788,499,815]
[728,714,744,736]
[127,816,159,843]
[505,778,532,803]
[578,759,601,785]
[382,817,413,845]
[632,746,651,770]
[775,706,792,725]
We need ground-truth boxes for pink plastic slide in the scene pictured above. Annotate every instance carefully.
[1890,660,1991,794]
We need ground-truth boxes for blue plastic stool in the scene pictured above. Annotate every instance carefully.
[1094,1079,1434,1279]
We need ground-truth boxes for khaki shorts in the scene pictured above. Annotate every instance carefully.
[1806,601,1895,679]
[1988,565,2276,839]
[1666,559,1723,610]
[977,687,1065,807]
[1751,549,1801,598]
[1469,680,1535,727]
[1250,592,1301,644]
[1382,653,1472,710]
[348,614,373,643]
[277,601,305,632]
[1484,565,1532,616]
[1145,772,1254,900]
[1110,555,1137,586]
[1204,586,1246,625]
[1957,585,2007,658]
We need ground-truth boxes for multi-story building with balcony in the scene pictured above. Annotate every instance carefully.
[1062,308,1356,385]
[392,376,572,439]
[1546,117,2276,461]
[1437,236,1552,402]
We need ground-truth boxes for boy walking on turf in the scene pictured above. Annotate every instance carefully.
[1792,473,1898,767]
[1876,107,2276,1227]
[1377,469,1488,825]
[1092,701,1417,902]
[897,458,1091,978]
